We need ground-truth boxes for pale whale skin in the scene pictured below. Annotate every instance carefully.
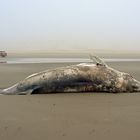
[1,62,140,95]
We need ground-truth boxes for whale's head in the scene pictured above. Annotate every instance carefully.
[122,73,140,92]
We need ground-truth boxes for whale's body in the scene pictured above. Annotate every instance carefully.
[1,56,140,95]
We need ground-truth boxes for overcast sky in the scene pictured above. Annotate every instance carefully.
[0,0,140,52]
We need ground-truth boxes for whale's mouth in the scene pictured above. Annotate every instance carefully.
[132,80,140,92]
[134,88,140,92]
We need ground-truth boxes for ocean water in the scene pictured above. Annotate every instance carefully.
[0,57,140,64]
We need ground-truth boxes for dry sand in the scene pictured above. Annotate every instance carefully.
[0,61,140,140]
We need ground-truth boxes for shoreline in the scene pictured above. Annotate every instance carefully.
[1,57,140,64]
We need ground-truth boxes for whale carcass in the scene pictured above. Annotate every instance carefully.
[1,55,140,95]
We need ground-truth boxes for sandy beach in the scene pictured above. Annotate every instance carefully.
[0,61,140,140]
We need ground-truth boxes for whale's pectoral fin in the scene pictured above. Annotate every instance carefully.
[31,87,45,94]
[89,55,108,67]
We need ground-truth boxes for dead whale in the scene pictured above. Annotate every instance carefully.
[1,55,140,95]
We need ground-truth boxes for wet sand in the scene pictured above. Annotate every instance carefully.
[0,61,140,140]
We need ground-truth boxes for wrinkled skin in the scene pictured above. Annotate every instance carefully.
[1,63,140,95]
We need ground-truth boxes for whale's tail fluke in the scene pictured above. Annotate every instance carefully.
[89,55,108,67]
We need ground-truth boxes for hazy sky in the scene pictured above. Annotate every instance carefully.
[0,0,140,52]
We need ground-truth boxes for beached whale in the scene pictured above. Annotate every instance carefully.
[0,55,140,95]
